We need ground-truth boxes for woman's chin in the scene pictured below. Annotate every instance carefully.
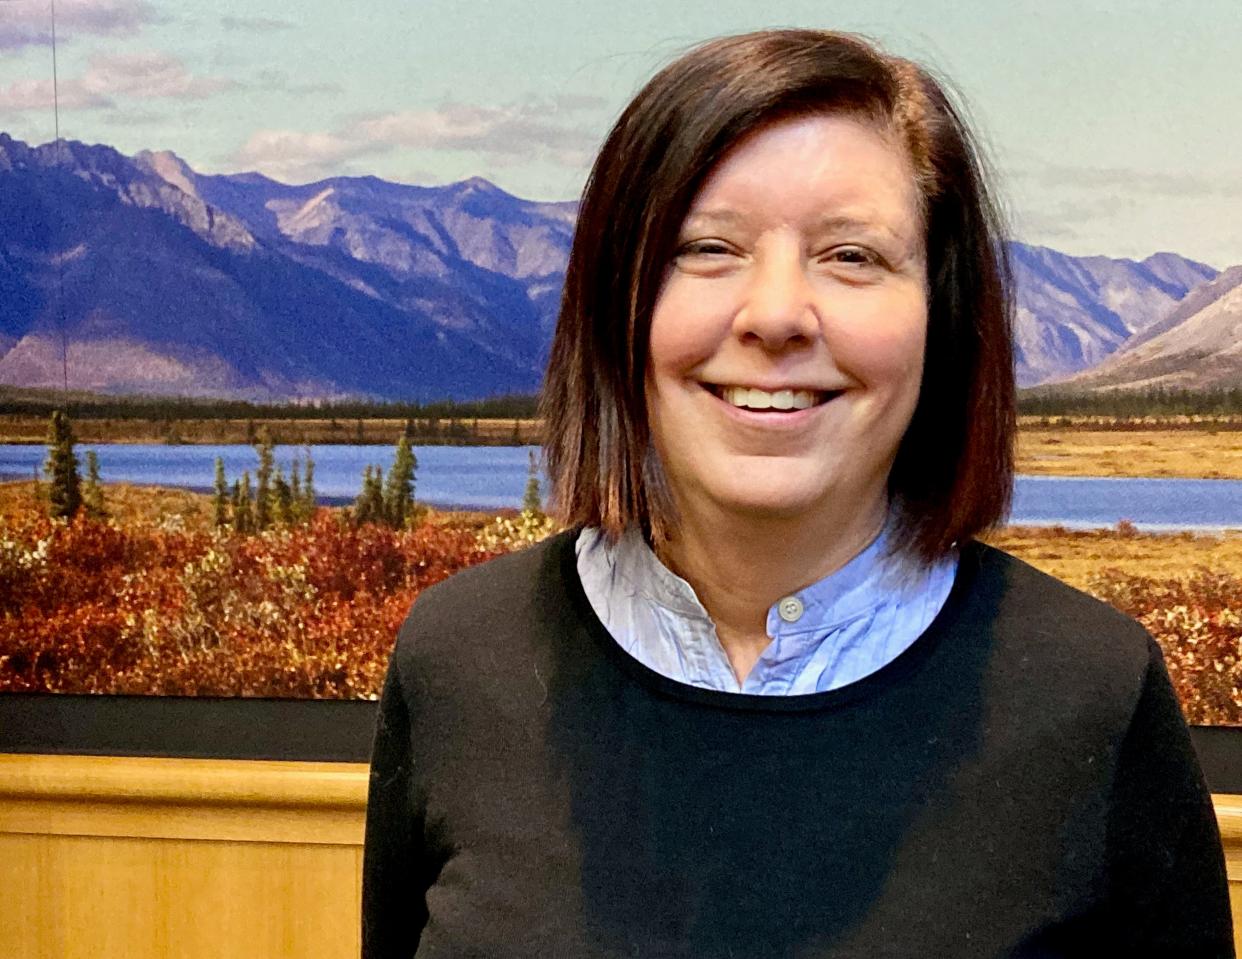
[698,476,832,523]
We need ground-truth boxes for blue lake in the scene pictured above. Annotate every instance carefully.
[1,443,1240,530]
[0,443,547,511]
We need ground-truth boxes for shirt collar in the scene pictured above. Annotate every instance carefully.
[608,515,912,639]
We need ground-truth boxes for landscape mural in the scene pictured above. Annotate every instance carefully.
[0,0,1239,723]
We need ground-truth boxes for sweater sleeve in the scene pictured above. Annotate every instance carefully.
[1104,635,1235,957]
[361,652,432,959]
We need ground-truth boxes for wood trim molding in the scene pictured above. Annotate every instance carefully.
[2,753,1242,860]
[0,754,369,845]
[0,754,369,807]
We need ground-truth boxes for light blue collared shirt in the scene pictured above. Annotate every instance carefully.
[574,523,958,695]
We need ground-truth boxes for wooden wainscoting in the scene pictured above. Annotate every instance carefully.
[0,754,369,959]
[2,752,1241,958]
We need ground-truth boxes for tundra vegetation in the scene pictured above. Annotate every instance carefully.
[0,413,1237,723]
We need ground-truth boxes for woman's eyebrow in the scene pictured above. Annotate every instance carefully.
[809,213,907,241]
[679,209,748,232]
[682,210,912,241]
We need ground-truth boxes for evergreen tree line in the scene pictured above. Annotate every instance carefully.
[0,390,541,423]
[216,432,422,532]
[36,411,541,531]
[212,431,317,533]
[1018,386,1242,418]
[43,411,106,521]
[351,436,419,529]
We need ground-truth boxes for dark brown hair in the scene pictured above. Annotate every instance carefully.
[539,29,1015,563]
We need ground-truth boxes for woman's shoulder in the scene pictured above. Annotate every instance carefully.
[389,527,578,672]
[961,539,1158,706]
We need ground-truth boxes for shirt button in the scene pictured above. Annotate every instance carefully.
[777,596,804,623]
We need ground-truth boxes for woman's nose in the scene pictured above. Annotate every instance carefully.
[733,246,820,350]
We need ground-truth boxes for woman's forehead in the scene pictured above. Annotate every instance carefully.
[680,114,923,236]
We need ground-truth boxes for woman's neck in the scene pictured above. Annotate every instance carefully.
[654,494,889,683]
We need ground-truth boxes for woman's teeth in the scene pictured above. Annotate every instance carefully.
[720,386,821,410]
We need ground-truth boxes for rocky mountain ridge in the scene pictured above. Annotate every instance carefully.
[0,134,1231,399]
[1057,265,1242,391]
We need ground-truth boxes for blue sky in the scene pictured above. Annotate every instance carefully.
[1,0,1239,266]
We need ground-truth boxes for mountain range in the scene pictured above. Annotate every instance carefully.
[0,133,1235,399]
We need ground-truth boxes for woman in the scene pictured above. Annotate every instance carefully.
[363,30,1233,957]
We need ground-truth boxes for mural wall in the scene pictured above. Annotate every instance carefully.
[0,0,1239,722]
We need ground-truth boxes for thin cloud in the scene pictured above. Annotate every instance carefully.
[226,97,603,183]
[548,93,610,113]
[1013,162,1242,200]
[0,51,234,114]
[220,15,296,32]
[80,52,234,100]
[101,108,168,126]
[350,100,599,157]
[253,70,343,97]
[230,129,389,183]
[1011,204,1119,248]
[0,77,113,112]
[0,0,159,51]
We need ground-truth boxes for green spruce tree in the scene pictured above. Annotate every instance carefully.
[272,466,294,525]
[212,457,230,529]
[354,465,372,524]
[43,411,82,520]
[254,430,274,531]
[290,459,303,518]
[301,450,316,520]
[235,471,254,534]
[383,436,417,528]
[82,450,106,520]
[522,449,543,516]
[354,465,385,525]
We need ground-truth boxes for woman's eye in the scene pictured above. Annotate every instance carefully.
[823,246,879,267]
[677,240,733,257]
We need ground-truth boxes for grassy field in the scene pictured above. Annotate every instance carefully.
[983,524,1242,588]
[1017,428,1242,480]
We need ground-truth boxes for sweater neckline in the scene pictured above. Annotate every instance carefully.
[556,526,984,713]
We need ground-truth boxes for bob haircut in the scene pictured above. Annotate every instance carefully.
[540,29,1015,564]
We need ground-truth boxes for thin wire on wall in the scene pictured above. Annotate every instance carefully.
[2,0,73,397]
[49,0,70,398]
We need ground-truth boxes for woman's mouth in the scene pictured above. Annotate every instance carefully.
[703,384,842,413]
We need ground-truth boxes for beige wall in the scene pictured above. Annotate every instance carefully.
[2,753,1240,958]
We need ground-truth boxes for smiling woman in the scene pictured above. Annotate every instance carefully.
[648,115,927,551]
[362,30,1234,958]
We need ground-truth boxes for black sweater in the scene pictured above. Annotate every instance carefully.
[362,530,1233,958]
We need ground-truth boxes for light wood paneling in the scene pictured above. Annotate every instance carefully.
[0,754,368,959]
[2,833,362,959]
[1,753,1241,957]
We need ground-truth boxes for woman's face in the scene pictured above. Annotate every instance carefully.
[645,112,928,526]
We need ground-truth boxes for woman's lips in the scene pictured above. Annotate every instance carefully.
[701,383,842,427]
